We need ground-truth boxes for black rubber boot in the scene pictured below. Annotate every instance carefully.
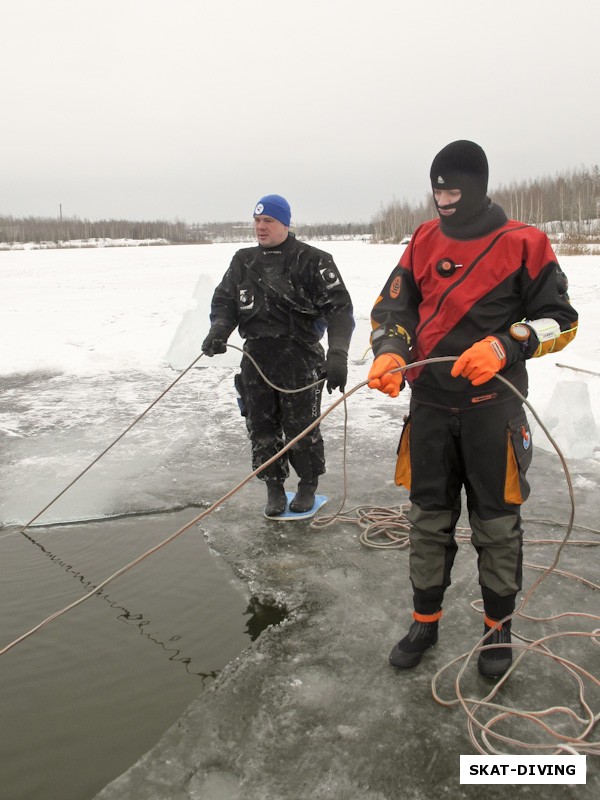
[389,617,439,669]
[289,480,317,513]
[478,621,513,678]
[265,480,287,517]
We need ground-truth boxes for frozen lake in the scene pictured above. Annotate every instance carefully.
[1,241,599,798]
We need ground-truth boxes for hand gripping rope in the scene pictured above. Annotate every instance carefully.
[1,349,598,758]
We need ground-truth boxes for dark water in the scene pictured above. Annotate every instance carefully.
[0,510,255,800]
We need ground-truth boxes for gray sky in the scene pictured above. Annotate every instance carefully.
[3,0,599,224]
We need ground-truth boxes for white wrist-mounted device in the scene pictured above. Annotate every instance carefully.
[509,318,561,343]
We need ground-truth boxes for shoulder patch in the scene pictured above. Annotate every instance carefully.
[319,265,341,288]
[390,275,402,299]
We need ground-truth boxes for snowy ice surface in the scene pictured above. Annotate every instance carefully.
[1,242,599,525]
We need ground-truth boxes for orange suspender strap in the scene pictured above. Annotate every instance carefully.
[413,610,443,623]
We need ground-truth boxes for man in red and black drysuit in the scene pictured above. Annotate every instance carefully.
[367,141,578,678]
[202,194,354,517]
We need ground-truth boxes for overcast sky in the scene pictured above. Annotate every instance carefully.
[3,0,599,225]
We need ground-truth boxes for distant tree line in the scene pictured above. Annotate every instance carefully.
[0,216,373,246]
[0,216,209,245]
[187,220,374,242]
[294,221,374,239]
[372,165,600,243]
[372,197,435,244]
[2,165,598,247]
[494,166,600,234]
[186,221,251,243]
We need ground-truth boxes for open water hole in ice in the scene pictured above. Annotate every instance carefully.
[0,510,263,800]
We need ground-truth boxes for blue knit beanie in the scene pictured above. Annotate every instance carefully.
[253,194,291,227]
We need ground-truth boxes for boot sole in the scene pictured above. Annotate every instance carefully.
[266,508,287,517]
[289,503,314,513]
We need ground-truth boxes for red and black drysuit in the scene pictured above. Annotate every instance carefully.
[208,233,354,484]
[371,208,578,620]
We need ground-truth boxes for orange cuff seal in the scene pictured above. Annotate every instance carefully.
[483,615,504,630]
[413,610,443,623]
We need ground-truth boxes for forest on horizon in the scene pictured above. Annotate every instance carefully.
[1,164,598,249]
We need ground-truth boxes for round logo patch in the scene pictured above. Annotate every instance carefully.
[390,275,402,299]
[318,266,341,289]
[436,258,462,277]
[254,203,264,215]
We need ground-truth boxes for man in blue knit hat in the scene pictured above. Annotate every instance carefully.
[202,194,354,516]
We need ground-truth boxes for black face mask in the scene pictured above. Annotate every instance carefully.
[433,180,490,228]
[434,194,508,240]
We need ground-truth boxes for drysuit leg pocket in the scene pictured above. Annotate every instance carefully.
[504,412,532,504]
[395,415,412,489]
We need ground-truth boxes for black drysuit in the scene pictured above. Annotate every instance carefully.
[209,234,354,482]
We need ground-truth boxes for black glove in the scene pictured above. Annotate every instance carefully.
[325,348,348,394]
[201,325,229,357]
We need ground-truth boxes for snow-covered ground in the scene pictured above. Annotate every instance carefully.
[1,241,599,525]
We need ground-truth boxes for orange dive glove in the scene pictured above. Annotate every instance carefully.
[368,354,407,397]
[450,336,507,386]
